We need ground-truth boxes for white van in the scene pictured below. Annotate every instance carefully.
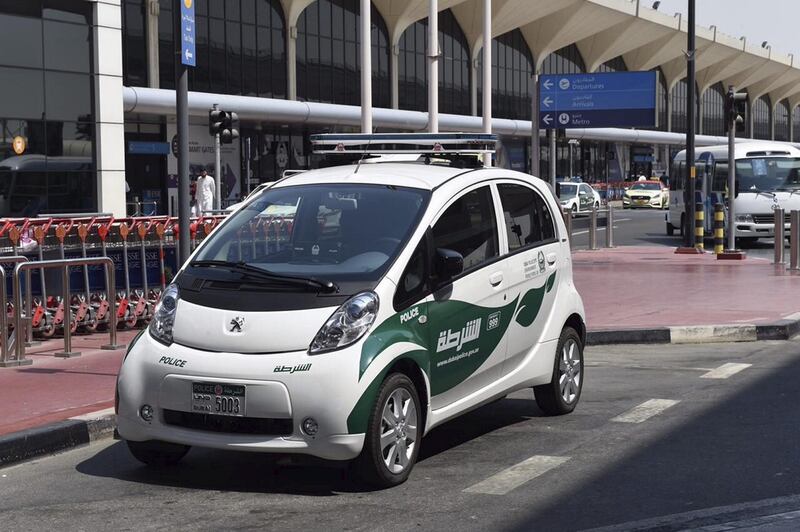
[667,142,800,244]
[116,134,586,487]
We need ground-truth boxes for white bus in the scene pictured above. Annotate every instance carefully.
[666,142,800,244]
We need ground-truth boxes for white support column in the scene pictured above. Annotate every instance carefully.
[287,25,298,100]
[770,105,776,140]
[482,0,491,134]
[360,0,372,132]
[145,0,159,88]
[94,0,126,217]
[428,0,439,133]
[390,44,399,109]
[791,105,795,142]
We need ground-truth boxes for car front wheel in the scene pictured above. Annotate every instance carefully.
[353,373,421,488]
[534,327,584,416]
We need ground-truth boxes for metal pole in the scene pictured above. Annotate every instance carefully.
[428,0,438,133]
[54,265,78,358]
[361,0,372,133]
[562,209,573,250]
[791,210,800,270]
[0,266,8,366]
[549,129,556,189]
[606,205,614,248]
[727,85,737,251]
[774,208,785,264]
[531,72,539,176]
[482,0,492,166]
[569,143,574,180]
[684,0,696,248]
[245,137,252,195]
[214,105,222,212]
[101,257,122,349]
[589,206,598,250]
[176,1,191,265]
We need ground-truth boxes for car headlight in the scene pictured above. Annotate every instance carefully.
[650,194,661,200]
[309,291,379,354]
[736,214,754,223]
[148,284,179,346]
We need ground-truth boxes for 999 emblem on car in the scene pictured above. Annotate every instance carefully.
[191,382,246,417]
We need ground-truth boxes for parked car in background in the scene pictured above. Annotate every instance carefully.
[558,182,601,216]
[623,181,669,209]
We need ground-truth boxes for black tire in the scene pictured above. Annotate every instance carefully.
[666,221,675,236]
[680,213,686,237]
[571,204,578,217]
[127,440,190,466]
[534,327,584,416]
[737,237,758,249]
[594,202,600,210]
[353,373,422,488]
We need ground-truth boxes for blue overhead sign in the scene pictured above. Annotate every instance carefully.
[180,0,196,67]
[539,71,657,129]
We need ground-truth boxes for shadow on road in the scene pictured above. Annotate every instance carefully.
[75,396,543,495]
[507,345,800,531]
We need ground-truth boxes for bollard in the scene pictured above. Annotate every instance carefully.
[713,203,724,255]
[695,202,705,251]
[562,209,573,250]
[589,205,598,250]
[605,205,614,248]
[791,210,800,270]
[774,208,785,264]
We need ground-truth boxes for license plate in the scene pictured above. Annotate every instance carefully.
[191,382,246,417]
[635,200,647,204]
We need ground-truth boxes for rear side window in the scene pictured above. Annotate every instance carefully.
[432,186,498,271]
[497,184,556,251]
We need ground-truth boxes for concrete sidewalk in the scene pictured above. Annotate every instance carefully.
[1,246,799,467]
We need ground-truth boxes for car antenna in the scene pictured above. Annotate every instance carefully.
[353,129,375,174]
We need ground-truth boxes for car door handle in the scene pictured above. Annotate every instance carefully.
[546,253,557,265]
[489,272,503,286]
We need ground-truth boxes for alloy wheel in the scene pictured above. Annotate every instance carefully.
[379,388,418,474]
[558,338,582,404]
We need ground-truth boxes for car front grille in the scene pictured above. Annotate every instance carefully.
[752,214,790,224]
[163,409,293,436]
[632,195,652,201]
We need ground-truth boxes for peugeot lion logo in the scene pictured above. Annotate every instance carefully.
[229,317,244,333]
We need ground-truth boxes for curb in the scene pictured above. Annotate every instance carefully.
[587,316,800,346]
[0,408,116,469]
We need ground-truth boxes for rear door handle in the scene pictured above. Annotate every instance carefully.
[546,253,557,265]
[489,271,504,286]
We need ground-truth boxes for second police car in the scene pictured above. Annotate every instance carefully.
[116,134,587,487]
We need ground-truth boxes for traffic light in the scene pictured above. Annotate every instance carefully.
[725,87,747,134]
[208,108,240,144]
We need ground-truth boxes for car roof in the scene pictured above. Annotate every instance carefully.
[271,162,473,191]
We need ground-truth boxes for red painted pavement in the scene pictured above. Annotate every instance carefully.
[573,246,800,330]
[2,246,800,438]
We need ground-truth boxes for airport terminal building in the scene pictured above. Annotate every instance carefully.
[1,0,800,216]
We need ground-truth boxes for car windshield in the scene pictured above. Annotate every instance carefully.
[630,183,661,191]
[192,183,430,282]
[560,184,578,198]
[736,157,800,191]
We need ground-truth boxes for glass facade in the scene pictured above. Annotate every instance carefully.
[774,100,789,142]
[596,56,626,72]
[121,0,147,87]
[146,0,286,97]
[701,83,725,136]
[0,0,96,216]
[476,29,534,120]
[541,43,586,75]
[793,106,800,141]
[398,9,471,115]
[670,78,699,133]
[296,0,389,107]
[751,95,771,140]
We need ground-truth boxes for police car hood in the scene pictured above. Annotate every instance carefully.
[736,190,800,214]
[626,189,662,197]
[171,298,336,353]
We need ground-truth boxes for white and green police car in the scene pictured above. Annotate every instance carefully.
[116,133,586,488]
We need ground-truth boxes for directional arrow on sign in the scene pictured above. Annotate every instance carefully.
[542,79,554,90]
[542,114,553,126]
[542,96,553,108]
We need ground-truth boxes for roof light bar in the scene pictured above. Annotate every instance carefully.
[310,133,497,154]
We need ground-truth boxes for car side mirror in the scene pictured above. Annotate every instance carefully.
[734,181,739,198]
[555,182,561,198]
[434,248,463,285]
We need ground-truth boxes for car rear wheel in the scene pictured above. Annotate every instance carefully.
[353,373,421,488]
[127,440,190,466]
[571,204,578,217]
[534,327,583,416]
[666,221,675,236]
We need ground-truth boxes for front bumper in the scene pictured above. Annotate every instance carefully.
[116,332,365,461]
[734,222,791,239]
[623,197,663,208]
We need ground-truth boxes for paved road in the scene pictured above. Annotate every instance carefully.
[3,339,800,531]
[570,208,788,261]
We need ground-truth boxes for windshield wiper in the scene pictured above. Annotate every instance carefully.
[190,260,338,293]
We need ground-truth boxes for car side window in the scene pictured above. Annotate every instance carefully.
[394,237,428,311]
[498,184,556,252]
[431,186,498,272]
